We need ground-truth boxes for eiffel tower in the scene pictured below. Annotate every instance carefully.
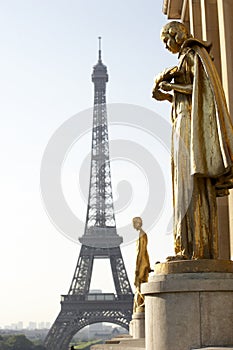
[44,38,133,350]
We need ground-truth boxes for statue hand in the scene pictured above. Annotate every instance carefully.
[159,81,173,91]
[152,86,173,103]
[154,66,178,86]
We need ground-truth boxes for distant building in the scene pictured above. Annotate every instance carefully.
[88,322,103,338]
[38,322,45,329]
[17,321,23,330]
[28,322,37,330]
[45,322,51,329]
[89,289,102,294]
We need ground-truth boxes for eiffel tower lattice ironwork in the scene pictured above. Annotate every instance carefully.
[44,38,133,350]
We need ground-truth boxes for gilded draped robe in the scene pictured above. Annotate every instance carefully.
[172,39,233,259]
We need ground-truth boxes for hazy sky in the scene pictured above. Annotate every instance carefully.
[0,0,178,327]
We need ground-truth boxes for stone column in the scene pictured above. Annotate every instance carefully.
[129,320,134,337]
[131,311,145,339]
[142,260,233,350]
[181,0,190,32]
[217,0,233,260]
[200,0,221,74]
[188,0,202,38]
[200,0,230,260]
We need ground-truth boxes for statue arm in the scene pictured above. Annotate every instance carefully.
[152,66,178,103]
[158,51,195,95]
[159,81,193,95]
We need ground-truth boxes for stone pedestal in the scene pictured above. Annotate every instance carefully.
[130,311,145,339]
[129,319,134,337]
[142,260,233,350]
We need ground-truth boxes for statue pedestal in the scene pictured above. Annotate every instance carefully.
[130,310,145,339]
[141,260,233,350]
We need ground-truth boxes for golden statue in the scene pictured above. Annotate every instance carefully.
[133,217,150,312]
[153,21,233,260]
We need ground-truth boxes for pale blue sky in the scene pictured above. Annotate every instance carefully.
[0,0,177,327]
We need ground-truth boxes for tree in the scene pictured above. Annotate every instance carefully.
[1,335,33,350]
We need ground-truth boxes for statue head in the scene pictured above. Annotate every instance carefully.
[133,217,143,231]
[161,21,190,54]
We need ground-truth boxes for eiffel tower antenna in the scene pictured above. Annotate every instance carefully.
[98,36,102,61]
[44,38,133,350]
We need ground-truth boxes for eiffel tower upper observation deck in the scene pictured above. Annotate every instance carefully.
[44,38,133,350]
[79,37,122,249]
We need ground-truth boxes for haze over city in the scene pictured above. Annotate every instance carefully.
[1,0,177,328]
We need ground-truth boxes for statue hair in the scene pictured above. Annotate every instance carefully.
[133,217,142,225]
[161,21,190,45]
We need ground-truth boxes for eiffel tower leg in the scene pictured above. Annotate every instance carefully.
[44,310,72,350]
[44,308,83,350]
[69,245,94,295]
[110,247,132,298]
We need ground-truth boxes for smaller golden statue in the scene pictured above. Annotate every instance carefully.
[133,217,150,312]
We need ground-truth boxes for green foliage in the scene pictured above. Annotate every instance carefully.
[0,335,46,350]
[4,334,32,350]
[72,339,103,349]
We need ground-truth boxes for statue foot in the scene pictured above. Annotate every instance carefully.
[166,254,188,262]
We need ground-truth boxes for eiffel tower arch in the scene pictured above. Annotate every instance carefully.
[44,38,133,350]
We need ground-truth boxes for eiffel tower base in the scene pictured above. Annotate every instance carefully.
[44,244,133,349]
[44,295,133,350]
